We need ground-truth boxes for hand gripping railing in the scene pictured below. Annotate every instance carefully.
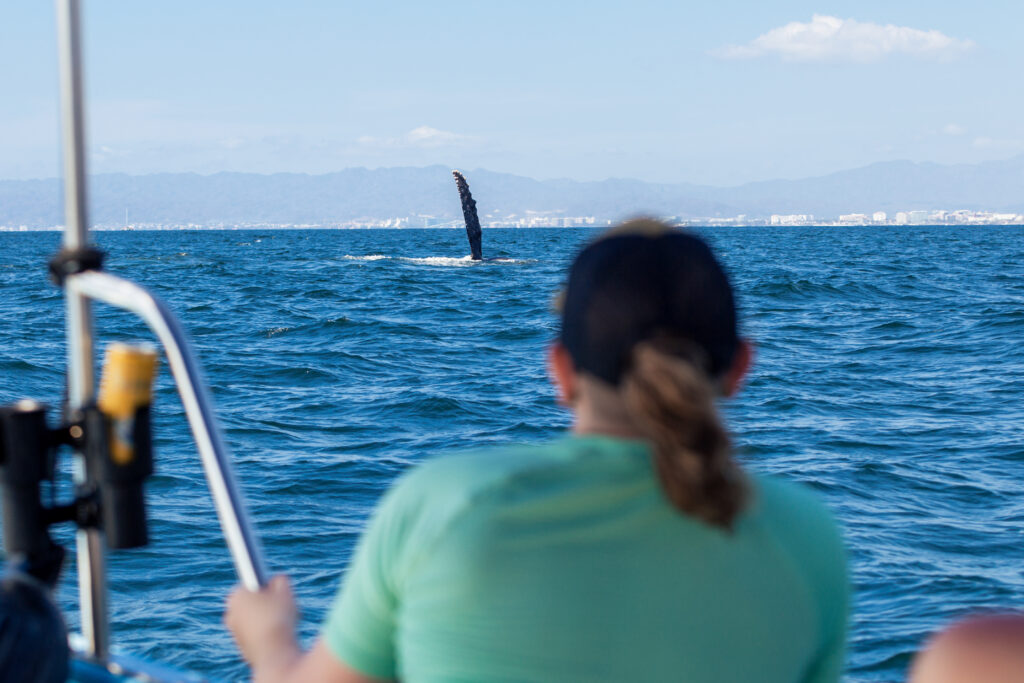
[67,271,270,593]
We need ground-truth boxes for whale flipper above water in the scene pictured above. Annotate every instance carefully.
[452,170,483,260]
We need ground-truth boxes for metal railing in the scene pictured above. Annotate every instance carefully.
[67,272,269,592]
[55,0,268,661]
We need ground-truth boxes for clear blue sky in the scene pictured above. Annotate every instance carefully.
[2,1,1022,185]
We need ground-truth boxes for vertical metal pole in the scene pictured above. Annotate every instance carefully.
[56,0,109,659]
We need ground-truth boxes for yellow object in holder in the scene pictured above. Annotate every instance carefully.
[97,342,158,465]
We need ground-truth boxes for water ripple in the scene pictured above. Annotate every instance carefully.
[1,226,1023,681]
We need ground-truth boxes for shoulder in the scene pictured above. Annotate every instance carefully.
[385,441,563,513]
[750,473,843,546]
[747,473,849,614]
[751,471,823,507]
[364,443,565,583]
[746,474,848,593]
[375,441,566,525]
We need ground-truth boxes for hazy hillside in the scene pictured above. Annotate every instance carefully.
[2,156,1022,227]
[705,157,1024,215]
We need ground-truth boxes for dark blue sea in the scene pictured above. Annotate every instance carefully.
[2,227,1024,681]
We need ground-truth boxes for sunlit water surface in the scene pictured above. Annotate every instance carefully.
[2,227,1024,681]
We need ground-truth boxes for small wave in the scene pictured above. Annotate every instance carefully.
[399,256,477,266]
[344,254,529,266]
[319,316,352,329]
[486,257,535,264]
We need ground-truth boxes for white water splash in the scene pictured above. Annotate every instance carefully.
[398,255,477,266]
[343,254,528,266]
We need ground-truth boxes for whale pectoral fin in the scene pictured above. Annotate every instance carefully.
[453,170,483,260]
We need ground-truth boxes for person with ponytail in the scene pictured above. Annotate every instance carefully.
[226,219,850,683]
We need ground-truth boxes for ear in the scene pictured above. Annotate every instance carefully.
[722,339,753,398]
[547,342,578,406]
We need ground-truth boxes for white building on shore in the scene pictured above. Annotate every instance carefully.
[770,214,812,226]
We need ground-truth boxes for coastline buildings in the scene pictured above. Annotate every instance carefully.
[4,209,1023,232]
[770,214,813,226]
[755,208,1024,228]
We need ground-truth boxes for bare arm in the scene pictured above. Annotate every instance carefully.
[225,575,392,683]
[252,638,387,683]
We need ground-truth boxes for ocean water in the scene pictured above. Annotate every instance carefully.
[2,226,1024,681]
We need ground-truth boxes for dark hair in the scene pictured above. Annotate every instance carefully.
[0,573,69,683]
[559,219,748,528]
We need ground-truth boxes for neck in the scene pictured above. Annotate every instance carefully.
[571,375,645,439]
[572,417,644,439]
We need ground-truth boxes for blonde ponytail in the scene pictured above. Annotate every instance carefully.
[621,341,747,530]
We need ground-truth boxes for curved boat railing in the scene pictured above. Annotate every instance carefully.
[68,272,270,594]
[54,0,269,664]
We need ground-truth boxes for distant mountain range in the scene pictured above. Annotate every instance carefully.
[2,156,1024,227]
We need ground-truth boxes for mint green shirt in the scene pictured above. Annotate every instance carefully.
[323,435,848,682]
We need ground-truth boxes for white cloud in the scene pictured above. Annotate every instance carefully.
[973,136,1024,150]
[713,15,973,63]
[942,123,966,136]
[357,126,474,149]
